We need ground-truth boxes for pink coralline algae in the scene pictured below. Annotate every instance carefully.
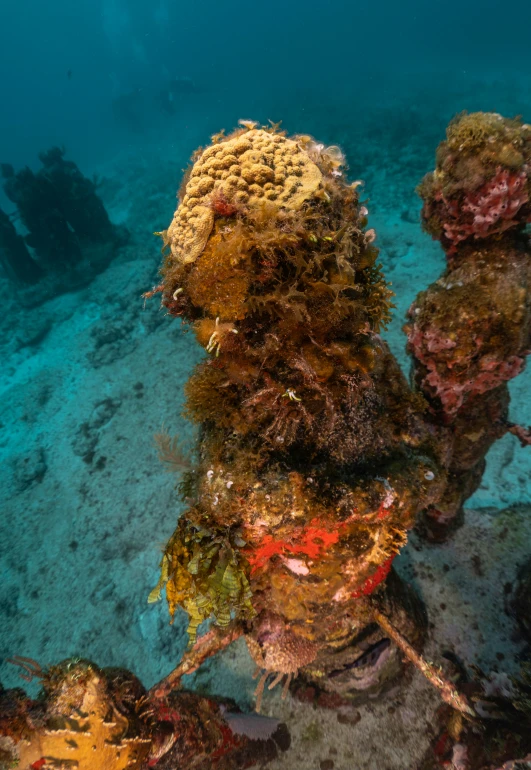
[426,167,529,253]
[406,317,526,416]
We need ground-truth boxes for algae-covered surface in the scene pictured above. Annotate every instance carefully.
[2,78,531,768]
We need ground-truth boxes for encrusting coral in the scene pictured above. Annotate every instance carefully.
[409,112,531,539]
[148,120,460,711]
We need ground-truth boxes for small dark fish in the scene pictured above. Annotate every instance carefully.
[67,69,72,80]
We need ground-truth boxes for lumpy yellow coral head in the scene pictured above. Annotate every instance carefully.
[167,126,323,264]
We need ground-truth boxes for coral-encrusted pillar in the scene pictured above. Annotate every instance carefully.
[151,122,445,707]
[409,112,531,541]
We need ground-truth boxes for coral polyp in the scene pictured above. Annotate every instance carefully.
[165,127,323,266]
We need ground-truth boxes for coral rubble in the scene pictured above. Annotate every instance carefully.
[419,664,531,769]
[409,112,531,539]
[149,122,448,709]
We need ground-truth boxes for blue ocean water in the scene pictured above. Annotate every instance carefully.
[1,1,531,765]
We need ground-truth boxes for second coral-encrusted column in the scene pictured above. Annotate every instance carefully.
[409,112,531,540]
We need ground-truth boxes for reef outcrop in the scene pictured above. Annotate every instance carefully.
[0,659,151,770]
[409,112,531,540]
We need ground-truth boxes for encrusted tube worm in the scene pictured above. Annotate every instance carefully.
[149,121,450,709]
[408,112,531,541]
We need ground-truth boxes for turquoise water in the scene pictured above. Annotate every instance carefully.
[1,2,531,766]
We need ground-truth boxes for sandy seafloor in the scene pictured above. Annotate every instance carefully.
[2,77,531,768]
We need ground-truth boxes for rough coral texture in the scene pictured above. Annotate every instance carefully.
[296,567,427,706]
[246,612,320,710]
[418,112,531,255]
[148,688,289,769]
[409,111,531,540]
[151,121,448,707]
[166,127,323,264]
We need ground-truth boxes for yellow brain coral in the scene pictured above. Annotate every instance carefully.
[167,127,323,264]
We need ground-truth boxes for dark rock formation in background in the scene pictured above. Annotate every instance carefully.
[0,148,126,295]
[2,161,81,269]
[38,147,118,244]
[0,207,42,285]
